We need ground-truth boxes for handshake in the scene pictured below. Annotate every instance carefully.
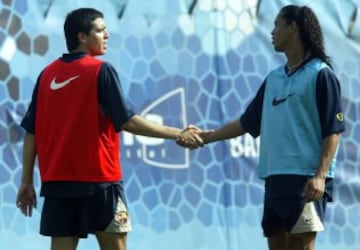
[176,125,213,149]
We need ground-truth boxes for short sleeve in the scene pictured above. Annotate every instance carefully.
[240,81,266,137]
[20,73,42,134]
[316,68,345,137]
[98,62,135,132]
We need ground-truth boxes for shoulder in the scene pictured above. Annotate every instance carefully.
[83,55,105,66]
[269,64,285,74]
[43,58,62,71]
[266,64,286,80]
[101,61,116,70]
[301,59,338,84]
[305,58,330,72]
[265,64,286,84]
[99,62,119,78]
[306,59,339,83]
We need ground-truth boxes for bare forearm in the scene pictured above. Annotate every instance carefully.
[316,133,341,178]
[205,119,246,144]
[122,115,181,140]
[22,132,36,184]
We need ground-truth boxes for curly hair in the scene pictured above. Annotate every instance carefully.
[280,5,332,68]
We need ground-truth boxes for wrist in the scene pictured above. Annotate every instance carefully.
[315,172,327,179]
[203,130,214,144]
[21,174,34,184]
[175,132,181,141]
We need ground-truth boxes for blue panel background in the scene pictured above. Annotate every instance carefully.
[0,0,359,249]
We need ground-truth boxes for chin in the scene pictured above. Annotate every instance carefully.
[273,45,283,52]
[93,51,105,56]
[91,52,105,56]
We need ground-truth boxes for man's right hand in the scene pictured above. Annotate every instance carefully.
[176,125,214,149]
[16,183,37,217]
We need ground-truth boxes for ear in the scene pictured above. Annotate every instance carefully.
[77,32,87,44]
[289,21,298,33]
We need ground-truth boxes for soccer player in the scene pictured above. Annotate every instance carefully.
[181,5,345,250]
[16,8,202,250]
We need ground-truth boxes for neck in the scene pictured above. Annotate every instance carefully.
[287,57,304,70]
[286,48,309,71]
[285,40,305,61]
[71,45,90,54]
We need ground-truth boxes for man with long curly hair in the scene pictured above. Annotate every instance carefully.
[181,5,345,250]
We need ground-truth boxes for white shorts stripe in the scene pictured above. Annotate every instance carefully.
[290,202,324,234]
[105,196,132,233]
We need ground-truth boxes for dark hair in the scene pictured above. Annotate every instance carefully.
[64,8,103,52]
[280,5,332,67]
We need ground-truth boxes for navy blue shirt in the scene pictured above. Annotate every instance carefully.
[240,60,345,195]
[22,52,134,133]
[21,53,135,197]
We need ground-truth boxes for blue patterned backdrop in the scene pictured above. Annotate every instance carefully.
[0,0,359,249]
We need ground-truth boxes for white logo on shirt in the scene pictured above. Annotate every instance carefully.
[50,75,80,90]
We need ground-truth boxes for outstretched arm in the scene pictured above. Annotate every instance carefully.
[201,119,247,144]
[122,115,204,148]
[177,83,264,148]
[177,119,247,148]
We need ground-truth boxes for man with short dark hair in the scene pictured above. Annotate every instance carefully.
[16,8,202,250]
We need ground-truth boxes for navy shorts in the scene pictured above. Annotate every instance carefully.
[261,175,333,237]
[40,183,132,238]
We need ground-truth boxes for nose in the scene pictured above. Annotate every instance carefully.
[104,30,109,39]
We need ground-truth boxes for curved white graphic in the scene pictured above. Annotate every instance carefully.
[50,75,80,90]
[141,88,189,168]
[123,88,189,169]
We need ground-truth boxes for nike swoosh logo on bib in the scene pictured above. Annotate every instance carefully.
[272,93,295,106]
[50,75,80,90]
